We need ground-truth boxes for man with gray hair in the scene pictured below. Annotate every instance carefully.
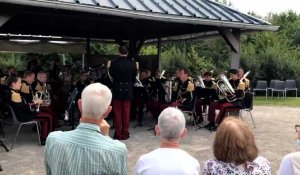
[44,83,127,175]
[134,107,200,175]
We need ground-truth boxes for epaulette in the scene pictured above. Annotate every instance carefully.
[211,82,218,89]
[21,83,30,94]
[11,91,22,103]
[187,81,195,92]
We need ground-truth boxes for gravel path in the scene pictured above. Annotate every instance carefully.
[1,106,299,175]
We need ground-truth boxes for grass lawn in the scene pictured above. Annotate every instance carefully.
[254,96,300,107]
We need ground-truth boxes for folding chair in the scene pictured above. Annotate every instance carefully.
[239,92,256,128]
[6,104,41,150]
[285,79,297,98]
[253,80,268,98]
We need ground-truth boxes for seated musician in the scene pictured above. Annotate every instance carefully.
[195,71,217,123]
[170,69,181,102]
[32,71,58,127]
[133,70,155,126]
[94,66,112,88]
[238,68,250,90]
[0,66,17,85]
[206,69,248,131]
[160,68,195,111]
[147,70,167,119]
[20,71,35,103]
[76,71,91,96]
[6,76,53,145]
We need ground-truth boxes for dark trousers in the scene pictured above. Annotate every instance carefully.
[208,101,239,125]
[113,99,131,140]
[146,99,164,119]
[195,99,210,119]
[132,98,148,123]
[35,112,53,140]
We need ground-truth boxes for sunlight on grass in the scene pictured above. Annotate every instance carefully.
[254,96,300,107]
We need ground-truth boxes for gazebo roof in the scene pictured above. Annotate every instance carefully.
[0,0,278,41]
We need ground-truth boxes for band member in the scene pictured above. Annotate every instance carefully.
[132,70,154,126]
[158,68,195,112]
[75,71,91,96]
[1,66,17,85]
[20,71,35,103]
[6,76,53,144]
[195,71,218,123]
[238,68,250,91]
[206,69,247,131]
[146,70,167,119]
[32,71,58,127]
[94,66,112,88]
[32,71,51,93]
[108,45,137,140]
[171,69,181,102]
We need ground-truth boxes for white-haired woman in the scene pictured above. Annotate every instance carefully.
[134,107,200,175]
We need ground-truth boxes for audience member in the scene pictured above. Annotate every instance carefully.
[203,117,271,175]
[45,83,127,175]
[278,125,300,175]
[135,107,200,175]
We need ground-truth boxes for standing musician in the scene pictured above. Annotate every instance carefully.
[195,71,218,123]
[108,45,137,140]
[6,76,53,145]
[206,69,248,131]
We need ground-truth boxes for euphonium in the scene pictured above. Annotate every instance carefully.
[34,91,44,112]
[217,74,236,102]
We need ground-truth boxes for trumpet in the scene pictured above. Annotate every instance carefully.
[33,91,44,112]
[217,74,236,102]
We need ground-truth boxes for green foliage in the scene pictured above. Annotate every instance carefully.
[0,53,25,71]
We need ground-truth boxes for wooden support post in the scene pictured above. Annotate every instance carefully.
[157,38,162,70]
[219,28,241,69]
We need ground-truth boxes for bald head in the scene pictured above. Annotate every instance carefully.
[81,83,112,119]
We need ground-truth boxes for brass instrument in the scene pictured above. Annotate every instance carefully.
[32,83,51,112]
[217,73,237,102]
[197,75,206,88]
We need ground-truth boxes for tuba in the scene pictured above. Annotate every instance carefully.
[217,73,236,102]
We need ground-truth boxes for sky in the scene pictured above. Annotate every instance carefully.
[229,0,300,17]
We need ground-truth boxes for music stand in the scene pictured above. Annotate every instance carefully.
[195,87,219,102]
[65,88,78,130]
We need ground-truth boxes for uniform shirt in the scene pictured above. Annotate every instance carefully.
[7,89,35,122]
[135,148,200,175]
[20,80,33,103]
[177,78,195,105]
[203,80,217,89]
[109,56,137,100]
[45,123,128,175]
[32,80,51,93]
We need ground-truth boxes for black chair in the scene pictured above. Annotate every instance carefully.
[239,92,256,128]
[182,92,200,131]
[253,80,268,98]
[65,88,79,129]
[285,79,297,97]
[6,104,41,150]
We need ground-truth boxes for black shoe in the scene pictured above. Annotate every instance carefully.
[41,139,46,146]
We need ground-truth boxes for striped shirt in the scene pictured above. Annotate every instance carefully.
[44,123,128,175]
